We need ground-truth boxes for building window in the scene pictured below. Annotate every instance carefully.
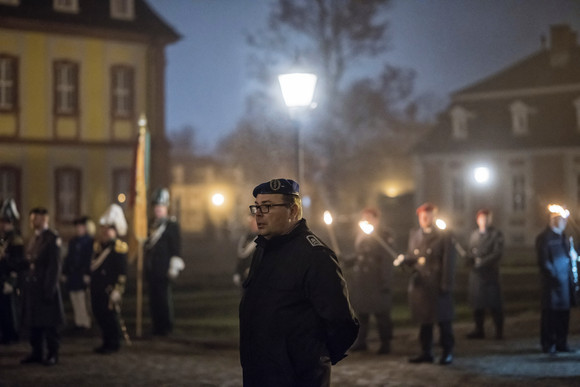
[54,60,79,116]
[111,66,134,119]
[511,173,526,212]
[510,100,534,136]
[574,97,580,131]
[0,165,21,209]
[0,55,17,112]
[55,167,81,223]
[449,106,472,139]
[112,168,131,210]
[451,175,465,212]
[53,0,78,13]
[110,0,135,20]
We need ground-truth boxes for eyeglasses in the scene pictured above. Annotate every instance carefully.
[249,203,289,215]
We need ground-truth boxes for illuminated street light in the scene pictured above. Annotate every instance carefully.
[323,211,333,225]
[473,166,490,184]
[212,193,225,206]
[278,71,317,190]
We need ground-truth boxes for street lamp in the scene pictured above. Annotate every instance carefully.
[278,72,317,188]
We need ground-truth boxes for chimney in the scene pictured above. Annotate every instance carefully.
[549,24,577,67]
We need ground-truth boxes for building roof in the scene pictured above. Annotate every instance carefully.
[0,0,180,44]
[415,24,580,155]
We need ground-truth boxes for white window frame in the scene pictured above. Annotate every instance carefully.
[110,0,135,20]
[53,0,79,13]
[54,61,79,116]
[510,100,534,136]
[450,106,472,139]
[55,167,81,224]
[111,66,134,119]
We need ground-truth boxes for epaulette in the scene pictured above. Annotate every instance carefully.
[305,234,324,248]
[115,239,129,254]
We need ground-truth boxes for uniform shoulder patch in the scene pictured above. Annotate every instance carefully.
[306,235,323,247]
[115,239,129,254]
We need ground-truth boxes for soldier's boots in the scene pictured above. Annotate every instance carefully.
[408,353,434,363]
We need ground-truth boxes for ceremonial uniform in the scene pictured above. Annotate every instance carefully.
[536,226,576,353]
[0,229,24,344]
[467,225,504,339]
[91,238,128,353]
[240,218,358,387]
[348,225,393,353]
[21,226,65,365]
[145,216,181,335]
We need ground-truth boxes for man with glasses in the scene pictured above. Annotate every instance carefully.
[239,178,359,387]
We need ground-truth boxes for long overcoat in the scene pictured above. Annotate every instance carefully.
[239,219,359,387]
[21,229,65,328]
[467,226,504,309]
[404,227,455,324]
[63,234,93,291]
[536,227,576,310]
[349,229,393,313]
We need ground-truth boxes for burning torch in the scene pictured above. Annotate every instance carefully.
[358,220,398,260]
[323,211,341,255]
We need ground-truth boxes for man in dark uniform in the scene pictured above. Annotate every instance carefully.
[21,207,64,366]
[466,209,505,340]
[144,188,183,336]
[240,178,359,387]
[536,204,577,354]
[395,203,455,365]
[91,204,128,354]
[62,216,94,330]
[0,199,24,345]
[348,207,394,354]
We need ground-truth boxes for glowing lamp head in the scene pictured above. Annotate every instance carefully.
[435,218,447,230]
[212,193,225,206]
[359,220,374,235]
[548,204,570,219]
[278,73,317,108]
[323,211,333,225]
[473,166,490,184]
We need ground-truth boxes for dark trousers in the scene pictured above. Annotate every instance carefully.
[473,308,504,337]
[419,321,454,355]
[29,326,59,358]
[92,292,121,350]
[541,308,570,351]
[0,293,19,343]
[148,280,173,335]
[355,312,392,347]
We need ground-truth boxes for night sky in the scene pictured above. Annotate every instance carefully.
[147,0,580,153]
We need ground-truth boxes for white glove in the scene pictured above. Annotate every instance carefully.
[393,254,405,267]
[168,256,185,279]
[3,282,14,294]
[109,289,121,304]
[233,273,241,286]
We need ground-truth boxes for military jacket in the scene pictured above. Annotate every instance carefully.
[0,230,24,287]
[63,234,93,291]
[90,239,128,296]
[239,219,358,387]
[144,218,180,282]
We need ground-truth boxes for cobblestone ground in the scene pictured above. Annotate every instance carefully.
[2,311,580,387]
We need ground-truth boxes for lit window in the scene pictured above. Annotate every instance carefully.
[55,167,81,223]
[111,66,134,119]
[110,0,135,20]
[53,0,78,13]
[510,100,534,135]
[0,55,17,112]
[54,60,79,116]
[449,106,472,139]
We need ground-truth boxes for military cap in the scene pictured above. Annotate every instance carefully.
[252,178,300,198]
[99,203,128,237]
[151,187,170,206]
[73,215,91,225]
[416,202,437,215]
[0,199,20,223]
[476,208,491,217]
[29,207,49,216]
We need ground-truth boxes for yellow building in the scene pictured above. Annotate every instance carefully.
[0,0,178,236]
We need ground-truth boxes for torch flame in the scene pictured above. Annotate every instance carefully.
[435,218,447,230]
[323,211,333,225]
[548,204,570,219]
[359,220,374,235]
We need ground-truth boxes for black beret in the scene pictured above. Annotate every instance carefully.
[252,178,300,198]
[29,207,49,215]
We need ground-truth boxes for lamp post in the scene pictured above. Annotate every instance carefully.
[278,72,317,187]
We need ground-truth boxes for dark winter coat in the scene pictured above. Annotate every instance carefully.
[536,227,576,310]
[90,239,128,299]
[403,227,455,324]
[63,234,93,291]
[145,218,180,283]
[467,226,504,309]
[239,219,359,387]
[348,229,393,313]
[21,229,65,328]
